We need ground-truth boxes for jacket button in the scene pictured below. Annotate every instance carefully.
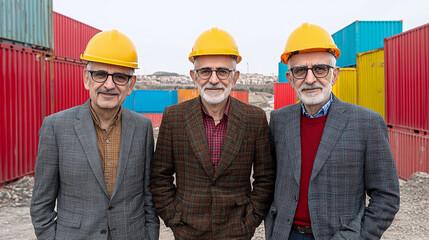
[287,219,291,225]
[108,206,114,210]
[294,195,298,201]
[100,229,107,234]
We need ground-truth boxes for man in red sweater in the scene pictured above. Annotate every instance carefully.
[265,23,400,240]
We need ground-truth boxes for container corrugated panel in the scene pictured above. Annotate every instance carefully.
[274,83,296,109]
[278,62,289,83]
[357,48,385,119]
[332,21,402,67]
[134,90,178,113]
[122,91,135,111]
[53,12,101,60]
[230,91,249,103]
[333,68,357,104]
[0,0,53,50]
[50,59,89,113]
[388,126,429,180]
[141,113,163,128]
[385,23,429,131]
[0,43,48,185]
[177,89,199,103]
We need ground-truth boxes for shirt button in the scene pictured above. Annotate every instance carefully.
[211,180,216,186]
[106,139,110,143]
[100,229,107,234]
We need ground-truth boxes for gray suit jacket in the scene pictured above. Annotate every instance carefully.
[265,95,400,240]
[30,100,159,240]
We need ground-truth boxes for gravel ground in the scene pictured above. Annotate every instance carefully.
[1,93,428,239]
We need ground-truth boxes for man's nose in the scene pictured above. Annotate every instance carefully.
[304,68,317,85]
[104,75,116,89]
[208,70,220,85]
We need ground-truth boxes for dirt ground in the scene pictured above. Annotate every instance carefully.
[1,92,428,240]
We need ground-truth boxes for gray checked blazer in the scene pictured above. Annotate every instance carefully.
[265,95,400,240]
[30,100,159,240]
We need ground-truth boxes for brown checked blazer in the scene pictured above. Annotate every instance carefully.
[150,96,275,240]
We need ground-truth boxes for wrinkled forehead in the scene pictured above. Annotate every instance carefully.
[194,55,236,69]
[87,61,134,74]
[288,52,334,67]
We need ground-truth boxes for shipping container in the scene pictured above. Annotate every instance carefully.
[142,113,163,128]
[0,0,53,50]
[278,61,289,83]
[388,126,429,180]
[333,68,357,104]
[385,23,429,131]
[49,59,89,113]
[356,48,385,119]
[332,20,402,68]
[230,91,249,103]
[0,43,48,185]
[177,89,199,103]
[133,90,178,113]
[274,83,296,109]
[53,12,101,60]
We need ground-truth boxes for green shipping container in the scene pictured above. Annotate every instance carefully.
[0,0,53,50]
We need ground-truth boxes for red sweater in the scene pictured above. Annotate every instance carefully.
[293,115,327,226]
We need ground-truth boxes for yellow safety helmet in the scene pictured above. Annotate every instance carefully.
[281,23,340,64]
[189,27,242,63]
[81,29,139,69]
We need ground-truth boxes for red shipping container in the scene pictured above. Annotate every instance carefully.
[47,59,89,113]
[274,83,296,109]
[384,23,429,131]
[230,91,249,103]
[142,113,163,128]
[0,43,49,185]
[388,126,429,180]
[53,12,101,60]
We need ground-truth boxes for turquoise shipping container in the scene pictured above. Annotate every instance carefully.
[122,90,178,113]
[278,61,289,83]
[332,20,402,68]
[0,0,53,50]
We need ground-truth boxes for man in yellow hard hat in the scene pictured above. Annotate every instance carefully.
[30,30,159,240]
[264,23,400,240]
[150,27,275,239]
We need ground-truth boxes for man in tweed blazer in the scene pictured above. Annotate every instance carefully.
[264,23,400,240]
[30,30,159,240]
[150,28,275,239]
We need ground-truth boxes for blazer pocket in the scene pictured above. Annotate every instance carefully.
[56,211,83,229]
[340,214,360,232]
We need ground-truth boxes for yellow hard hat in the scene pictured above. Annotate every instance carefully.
[81,29,139,69]
[189,27,242,63]
[281,23,340,64]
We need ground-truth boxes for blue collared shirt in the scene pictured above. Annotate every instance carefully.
[301,93,333,118]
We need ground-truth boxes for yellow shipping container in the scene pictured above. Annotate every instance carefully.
[333,68,357,104]
[356,48,385,119]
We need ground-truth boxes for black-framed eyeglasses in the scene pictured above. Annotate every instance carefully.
[88,70,132,86]
[195,67,234,80]
[289,64,334,80]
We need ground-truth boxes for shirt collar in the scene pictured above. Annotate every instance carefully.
[301,93,333,118]
[200,96,230,118]
[89,102,122,128]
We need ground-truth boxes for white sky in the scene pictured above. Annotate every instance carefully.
[53,0,429,76]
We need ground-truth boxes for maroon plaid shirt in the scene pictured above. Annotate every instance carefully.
[201,97,230,171]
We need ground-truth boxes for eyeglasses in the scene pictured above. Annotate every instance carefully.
[88,70,132,86]
[195,67,234,80]
[289,64,334,80]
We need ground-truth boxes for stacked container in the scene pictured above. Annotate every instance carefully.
[332,68,357,104]
[274,83,296,110]
[278,62,289,83]
[384,23,429,179]
[356,48,385,119]
[332,20,402,68]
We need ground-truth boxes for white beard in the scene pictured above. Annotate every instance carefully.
[197,83,232,104]
[295,81,332,105]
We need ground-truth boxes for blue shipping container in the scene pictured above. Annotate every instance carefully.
[332,20,402,68]
[0,0,53,49]
[122,90,178,113]
[278,61,289,83]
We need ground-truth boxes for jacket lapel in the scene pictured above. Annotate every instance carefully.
[184,98,214,178]
[111,108,135,199]
[214,98,245,180]
[311,95,348,181]
[283,103,302,184]
[74,101,109,197]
